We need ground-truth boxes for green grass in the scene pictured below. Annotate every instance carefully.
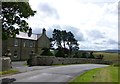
[93,52,118,61]
[0,69,19,75]
[52,64,69,66]
[23,63,29,66]
[52,64,80,66]
[69,66,118,83]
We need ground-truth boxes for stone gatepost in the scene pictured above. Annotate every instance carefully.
[28,50,37,66]
[0,57,11,71]
[0,27,2,71]
[1,49,12,71]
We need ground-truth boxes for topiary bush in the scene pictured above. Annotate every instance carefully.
[41,48,54,56]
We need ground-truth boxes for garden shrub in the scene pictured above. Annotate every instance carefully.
[73,52,80,58]
[112,62,120,67]
[88,52,95,58]
[62,48,69,55]
[81,52,88,58]
[41,48,54,56]
[55,50,65,57]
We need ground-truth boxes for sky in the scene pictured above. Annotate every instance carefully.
[28,0,119,50]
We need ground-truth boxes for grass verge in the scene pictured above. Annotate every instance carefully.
[69,66,118,83]
[51,63,95,66]
[51,64,77,66]
[0,69,19,75]
[23,63,29,66]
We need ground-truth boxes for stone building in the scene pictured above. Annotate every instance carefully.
[2,28,50,61]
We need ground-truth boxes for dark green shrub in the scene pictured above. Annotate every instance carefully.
[81,52,88,58]
[27,59,32,66]
[55,50,65,57]
[27,59,29,65]
[96,54,104,59]
[112,62,120,67]
[73,52,80,58]
[88,52,95,58]
[41,48,54,56]
[62,48,69,55]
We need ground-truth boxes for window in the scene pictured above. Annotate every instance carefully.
[23,41,26,47]
[29,41,34,47]
[14,50,17,58]
[14,39,18,46]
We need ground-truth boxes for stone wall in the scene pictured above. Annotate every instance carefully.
[0,57,12,71]
[31,56,112,66]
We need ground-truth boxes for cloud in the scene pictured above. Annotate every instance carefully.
[62,25,85,41]
[86,30,105,40]
[46,28,53,38]
[28,0,118,50]
[77,0,119,3]
[79,41,108,50]
[107,39,118,45]
[32,27,43,34]
[79,38,119,50]
[96,3,118,28]
[38,3,59,19]
[44,24,85,41]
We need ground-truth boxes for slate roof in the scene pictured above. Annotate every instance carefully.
[16,32,42,40]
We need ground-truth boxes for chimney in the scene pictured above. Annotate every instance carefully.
[42,28,46,35]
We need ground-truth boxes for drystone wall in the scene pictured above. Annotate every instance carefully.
[31,56,112,66]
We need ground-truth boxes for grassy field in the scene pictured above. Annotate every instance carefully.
[93,52,119,61]
[69,66,118,83]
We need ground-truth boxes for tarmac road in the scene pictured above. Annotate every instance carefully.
[0,64,108,83]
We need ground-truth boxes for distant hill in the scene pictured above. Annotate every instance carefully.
[103,49,120,53]
[79,49,120,53]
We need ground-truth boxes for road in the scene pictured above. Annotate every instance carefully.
[12,61,53,73]
[0,64,108,83]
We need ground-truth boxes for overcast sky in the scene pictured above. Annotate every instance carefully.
[28,0,119,50]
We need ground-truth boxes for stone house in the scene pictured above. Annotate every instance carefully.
[2,28,50,61]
